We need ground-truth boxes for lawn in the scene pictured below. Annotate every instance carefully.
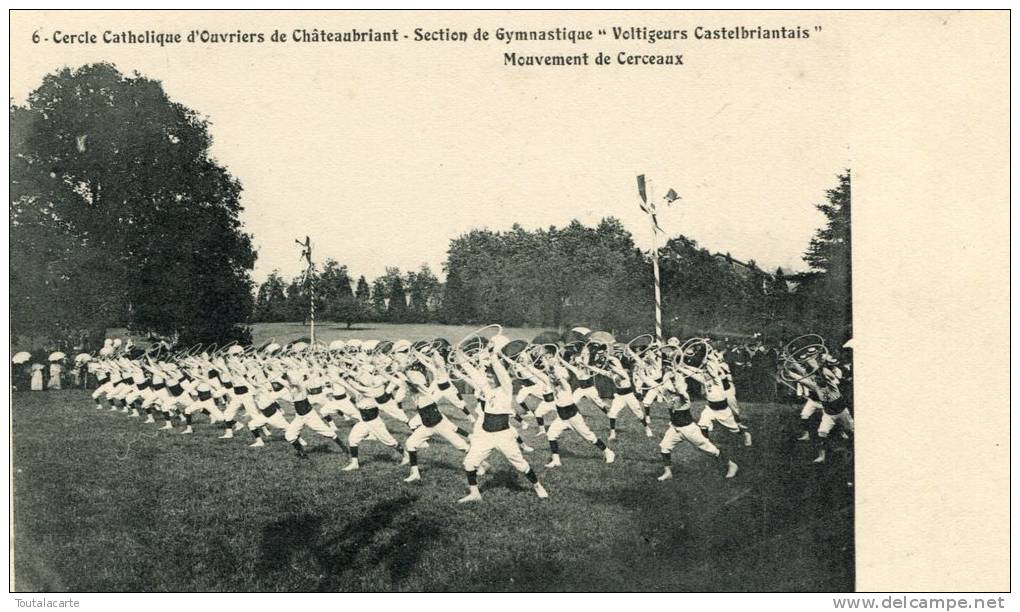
[249,321,549,347]
[11,387,854,592]
[100,322,550,352]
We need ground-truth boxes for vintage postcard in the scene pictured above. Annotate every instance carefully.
[7,9,1010,602]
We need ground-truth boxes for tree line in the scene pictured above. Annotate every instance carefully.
[10,62,851,351]
[252,262,443,327]
[253,171,851,347]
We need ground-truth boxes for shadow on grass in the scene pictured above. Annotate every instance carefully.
[479,469,531,494]
[257,494,445,591]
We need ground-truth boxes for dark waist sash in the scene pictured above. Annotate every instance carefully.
[168,384,184,397]
[307,386,323,396]
[294,398,312,416]
[136,380,150,390]
[437,381,451,391]
[556,403,579,420]
[615,386,634,397]
[375,392,393,405]
[417,402,443,428]
[221,380,234,389]
[708,399,730,411]
[331,391,347,400]
[152,382,166,391]
[359,406,379,421]
[260,401,279,417]
[197,391,212,402]
[670,409,695,427]
[822,400,846,416]
[542,393,554,403]
[233,385,248,395]
[482,413,510,432]
[577,378,594,389]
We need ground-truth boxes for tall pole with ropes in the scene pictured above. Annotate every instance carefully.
[296,236,315,344]
[637,175,680,344]
[650,202,663,343]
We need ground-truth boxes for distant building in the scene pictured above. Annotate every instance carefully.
[775,266,801,292]
[712,252,803,294]
[712,252,756,280]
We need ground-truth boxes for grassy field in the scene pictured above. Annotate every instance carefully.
[248,321,549,347]
[11,385,854,592]
[100,322,550,352]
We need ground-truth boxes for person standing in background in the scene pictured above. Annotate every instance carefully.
[48,358,63,390]
[30,362,45,391]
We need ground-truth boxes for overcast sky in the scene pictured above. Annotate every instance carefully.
[11,11,850,283]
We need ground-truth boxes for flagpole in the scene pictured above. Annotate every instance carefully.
[649,181,663,344]
[297,236,315,345]
[309,266,315,345]
[308,254,315,346]
[651,227,663,344]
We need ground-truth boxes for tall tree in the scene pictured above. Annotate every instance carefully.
[370,277,388,320]
[10,63,256,346]
[797,171,852,343]
[405,264,441,323]
[382,267,408,323]
[252,270,289,323]
[317,259,353,313]
[285,277,310,323]
[317,259,363,329]
[355,275,371,306]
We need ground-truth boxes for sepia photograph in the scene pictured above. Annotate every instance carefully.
[6,8,1010,600]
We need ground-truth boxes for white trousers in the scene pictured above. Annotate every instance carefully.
[377,399,408,423]
[659,423,720,456]
[349,417,399,447]
[436,383,466,408]
[320,397,359,420]
[515,383,543,405]
[534,400,556,419]
[185,398,223,421]
[248,409,290,431]
[608,393,643,419]
[641,385,666,407]
[222,393,256,422]
[109,383,134,401]
[92,381,114,400]
[800,398,822,420]
[547,413,598,443]
[406,418,469,452]
[141,389,168,410]
[697,406,740,433]
[572,385,604,407]
[285,409,335,442]
[464,428,530,472]
[818,409,854,436]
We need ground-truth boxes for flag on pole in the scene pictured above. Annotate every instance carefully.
[639,174,664,342]
[637,174,648,206]
[636,174,663,233]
